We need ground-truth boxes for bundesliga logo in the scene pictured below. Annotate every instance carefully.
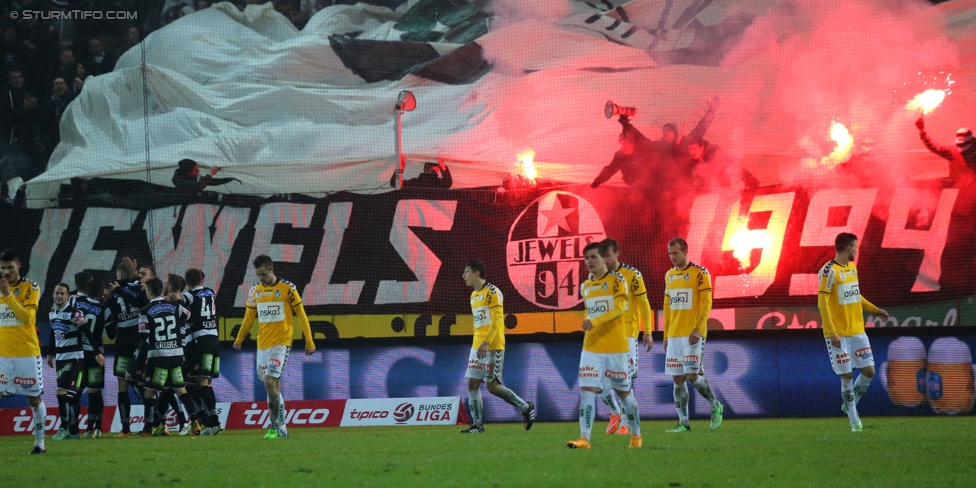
[506,191,606,309]
[393,403,415,423]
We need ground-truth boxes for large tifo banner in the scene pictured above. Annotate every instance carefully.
[3,184,976,339]
[3,332,974,428]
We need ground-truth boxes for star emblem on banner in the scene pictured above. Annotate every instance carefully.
[539,197,576,235]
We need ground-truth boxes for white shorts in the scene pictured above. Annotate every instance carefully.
[665,337,706,376]
[464,349,505,383]
[825,333,874,375]
[0,356,44,397]
[578,350,631,393]
[627,337,639,379]
[256,345,290,381]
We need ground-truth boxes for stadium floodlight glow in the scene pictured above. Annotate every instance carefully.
[395,90,416,189]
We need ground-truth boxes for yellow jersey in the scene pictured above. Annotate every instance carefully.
[470,283,505,350]
[817,260,879,338]
[614,263,653,338]
[663,264,712,339]
[580,271,628,353]
[0,279,41,357]
[235,279,313,350]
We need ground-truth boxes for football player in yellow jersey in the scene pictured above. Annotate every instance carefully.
[567,242,642,450]
[459,260,535,434]
[663,238,723,433]
[233,255,316,439]
[818,233,888,432]
[0,250,47,454]
[597,238,652,436]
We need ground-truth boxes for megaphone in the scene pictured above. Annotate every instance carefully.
[395,90,417,112]
[605,100,636,119]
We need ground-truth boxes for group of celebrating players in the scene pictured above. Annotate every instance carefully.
[48,257,224,441]
[1,228,884,454]
[0,250,226,454]
[459,232,886,449]
[0,248,316,454]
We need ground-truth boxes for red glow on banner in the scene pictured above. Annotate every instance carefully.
[517,150,537,183]
[804,121,854,169]
[728,224,766,269]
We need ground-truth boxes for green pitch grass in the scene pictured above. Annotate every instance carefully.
[3,417,975,487]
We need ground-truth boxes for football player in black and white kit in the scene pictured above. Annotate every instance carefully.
[136,278,212,437]
[46,283,104,440]
[119,260,190,435]
[182,268,223,435]
[72,274,114,439]
[120,259,151,403]
[156,274,192,434]
[106,261,148,437]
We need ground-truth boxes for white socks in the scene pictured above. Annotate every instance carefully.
[496,386,529,412]
[277,393,287,434]
[267,394,281,429]
[468,390,483,427]
[853,374,873,405]
[601,392,621,416]
[619,393,641,437]
[842,377,858,422]
[673,382,690,426]
[692,376,719,409]
[579,390,596,441]
[32,401,46,448]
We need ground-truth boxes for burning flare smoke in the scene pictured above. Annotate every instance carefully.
[905,89,947,114]
[517,150,537,182]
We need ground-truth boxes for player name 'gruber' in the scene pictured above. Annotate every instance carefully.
[509,235,603,264]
